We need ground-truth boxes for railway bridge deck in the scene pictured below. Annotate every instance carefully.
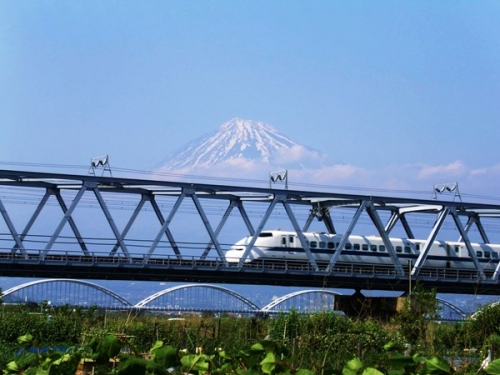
[1,168,500,295]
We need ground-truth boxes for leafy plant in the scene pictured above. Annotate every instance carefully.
[392,283,440,353]
[3,333,82,375]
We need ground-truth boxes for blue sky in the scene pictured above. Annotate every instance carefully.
[1,1,500,200]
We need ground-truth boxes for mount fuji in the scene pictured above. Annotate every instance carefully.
[155,118,328,175]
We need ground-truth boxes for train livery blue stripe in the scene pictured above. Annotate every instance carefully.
[255,246,498,266]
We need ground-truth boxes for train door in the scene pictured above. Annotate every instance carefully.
[281,235,295,247]
[445,243,460,269]
[281,235,297,256]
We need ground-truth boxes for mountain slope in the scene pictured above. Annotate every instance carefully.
[157,118,325,171]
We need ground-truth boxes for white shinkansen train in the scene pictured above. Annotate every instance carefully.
[225,229,500,271]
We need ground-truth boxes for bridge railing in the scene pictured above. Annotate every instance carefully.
[0,248,487,281]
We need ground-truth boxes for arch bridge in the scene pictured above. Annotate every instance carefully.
[0,279,468,320]
[1,169,500,294]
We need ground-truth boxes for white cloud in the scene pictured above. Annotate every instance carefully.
[272,145,328,167]
[470,168,488,176]
[417,161,466,179]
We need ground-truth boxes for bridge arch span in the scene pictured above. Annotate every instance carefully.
[262,290,343,313]
[436,298,467,320]
[1,279,131,308]
[135,284,261,312]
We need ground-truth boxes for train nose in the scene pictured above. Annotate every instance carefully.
[225,247,244,263]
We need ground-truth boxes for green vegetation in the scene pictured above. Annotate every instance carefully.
[0,285,500,374]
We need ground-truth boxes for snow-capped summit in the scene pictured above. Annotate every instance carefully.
[155,118,327,174]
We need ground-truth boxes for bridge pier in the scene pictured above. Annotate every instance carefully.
[334,290,404,321]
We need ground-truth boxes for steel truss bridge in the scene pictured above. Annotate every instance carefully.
[1,169,500,295]
[0,279,468,320]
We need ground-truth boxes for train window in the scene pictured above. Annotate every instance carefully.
[354,243,360,250]
[404,246,411,254]
[379,245,386,252]
[362,244,369,251]
[371,244,377,252]
[289,236,294,244]
[319,241,326,248]
[396,246,402,253]
[327,242,335,249]
[454,246,459,253]
[485,252,491,259]
[282,237,286,246]
[310,241,317,248]
[259,232,273,237]
[345,242,352,250]
[476,251,483,257]
[416,244,421,251]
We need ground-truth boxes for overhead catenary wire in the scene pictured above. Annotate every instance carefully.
[4,160,500,203]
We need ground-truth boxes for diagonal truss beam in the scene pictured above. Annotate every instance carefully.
[326,200,368,272]
[42,183,91,256]
[10,189,53,256]
[385,210,415,239]
[190,192,227,265]
[200,200,244,259]
[302,209,315,232]
[411,208,449,277]
[53,189,90,255]
[92,187,130,260]
[448,208,485,280]
[109,195,149,256]
[237,195,280,267]
[147,192,185,259]
[6,188,91,257]
[0,197,25,255]
[493,255,500,280]
[459,214,490,244]
[366,203,404,275]
[398,215,415,239]
[303,204,336,234]
[411,207,486,279]
[282,200,319,271]
[236,200,255,236]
